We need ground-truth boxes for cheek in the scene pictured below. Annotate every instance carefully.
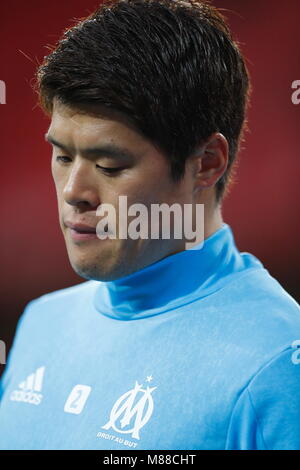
[51,161,65,195]
[52,173,62,198]
[51,152,56,173]
[51,157,59,186]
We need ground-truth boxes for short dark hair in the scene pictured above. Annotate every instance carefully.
[36,0,250,204]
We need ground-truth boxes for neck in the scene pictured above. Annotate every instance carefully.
[93,220,247,320]
[203,203,223,239]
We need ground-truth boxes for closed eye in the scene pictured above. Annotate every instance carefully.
[96,165,126,175]
[56,156,72,163]
[55,157,125,175]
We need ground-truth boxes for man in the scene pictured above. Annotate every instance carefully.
[0,0,299,450]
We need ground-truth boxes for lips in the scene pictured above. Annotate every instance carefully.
[65,220,99,242]
[65,221,97,233]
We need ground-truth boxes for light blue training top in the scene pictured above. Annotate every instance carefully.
[0,222,300,450]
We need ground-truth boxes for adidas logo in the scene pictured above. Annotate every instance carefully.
[10,366,45,406]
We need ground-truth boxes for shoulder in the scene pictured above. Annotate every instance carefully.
[221,258,300,330]
[221,260,300,449]
[238,256,299,310]
[225,346,300,449]
[14,280,100,334]
[205,258,300,382]
[26,281,100,310]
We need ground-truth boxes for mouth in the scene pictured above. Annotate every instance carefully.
[65,221,98,242]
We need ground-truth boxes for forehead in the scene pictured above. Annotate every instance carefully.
[47,98,147,149]
[46,99,169,168]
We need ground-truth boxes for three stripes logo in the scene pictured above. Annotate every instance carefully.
[10,366,45,406]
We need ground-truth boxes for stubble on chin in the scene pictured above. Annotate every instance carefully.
[66,241,132,282]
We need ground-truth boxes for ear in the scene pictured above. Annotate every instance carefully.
[191,132,229,191]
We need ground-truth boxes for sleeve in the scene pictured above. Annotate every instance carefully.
[225,346,300,450]
[0,300,38,403]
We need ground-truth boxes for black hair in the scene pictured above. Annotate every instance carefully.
[36,0,250,203]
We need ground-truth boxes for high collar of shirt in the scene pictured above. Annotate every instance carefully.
[93,222,261,320]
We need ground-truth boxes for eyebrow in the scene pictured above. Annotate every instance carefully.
[44,133,137,160]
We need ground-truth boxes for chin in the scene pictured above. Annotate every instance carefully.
[69,260,107,281]
[69,256,131,282]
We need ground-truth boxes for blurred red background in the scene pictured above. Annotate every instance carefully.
[0,0,299,376]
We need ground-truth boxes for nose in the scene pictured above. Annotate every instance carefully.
[63,159,100,209]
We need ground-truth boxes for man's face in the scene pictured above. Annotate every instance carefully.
[46,99,197,281]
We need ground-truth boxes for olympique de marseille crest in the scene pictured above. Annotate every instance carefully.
[102,381,157,440]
